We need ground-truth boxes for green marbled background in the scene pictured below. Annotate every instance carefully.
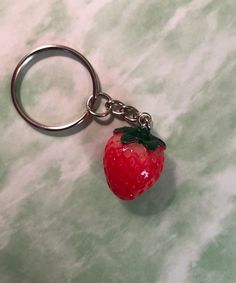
[0,0,236,282]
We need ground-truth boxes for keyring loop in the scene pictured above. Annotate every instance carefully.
[11,44,101,131]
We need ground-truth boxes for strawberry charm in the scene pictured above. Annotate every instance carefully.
[103,127,166,200]
[12,45,166,202]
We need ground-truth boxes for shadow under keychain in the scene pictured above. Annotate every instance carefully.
[11,45,166,201]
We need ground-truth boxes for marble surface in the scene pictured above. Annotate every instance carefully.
[0,0,236,282]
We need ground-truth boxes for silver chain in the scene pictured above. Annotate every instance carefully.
[87,92,153,130]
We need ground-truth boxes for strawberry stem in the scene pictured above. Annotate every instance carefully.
[114,127,166,151]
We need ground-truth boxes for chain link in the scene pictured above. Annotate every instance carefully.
[87,92,113,117]
[87,92,152,129]
[120,105,139,123]
[106,100,125,116]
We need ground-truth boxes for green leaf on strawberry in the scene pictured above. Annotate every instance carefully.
[114,127,166,151]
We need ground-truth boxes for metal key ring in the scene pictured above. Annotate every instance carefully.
[11,44,101,131]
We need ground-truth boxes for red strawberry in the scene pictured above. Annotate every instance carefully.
[103,127,166,200]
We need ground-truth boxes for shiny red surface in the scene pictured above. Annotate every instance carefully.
[103,132,165,200]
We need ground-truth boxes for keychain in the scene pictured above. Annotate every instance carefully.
[11,45,166,200]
